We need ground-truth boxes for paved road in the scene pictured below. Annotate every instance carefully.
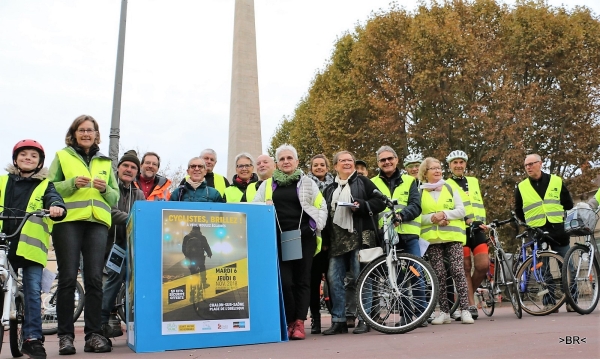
[2,305,598,358]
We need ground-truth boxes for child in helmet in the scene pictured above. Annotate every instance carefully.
[0,139,67,359]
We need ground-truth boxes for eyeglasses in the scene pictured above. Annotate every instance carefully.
[278,156,295,162]
[378,156,395,164]
[406,164,419,169]
[236,164,253,169]
[143,161,159,167]
[337,158,354,164]
[189,164,205,169]
[524,161,540,168]
[77,129,96,134]
[427,167,442,171]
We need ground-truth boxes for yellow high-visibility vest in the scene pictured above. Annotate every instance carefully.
[56,150,112,227]
[370,175,421,235]
[420,184,466,244]
[224,182,257,203]
[213,173,227,196]
[265,178,323,255]
[518,175,564,226]
[0,176,52,266]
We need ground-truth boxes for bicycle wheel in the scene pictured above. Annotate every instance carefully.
[117,283,126,323]
[10,292,24,357]
[0,289,4,353]
[192,281,208,316]
[448,277,460,316]
[322,279,332,314]
[476,278,495,317]
[497,249,522,319]
[516,252,565,316]
[41,281,85,335]
[356,253,438,334]
[561,244,600,315]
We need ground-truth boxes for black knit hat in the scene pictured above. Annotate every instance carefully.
[118,150,141,169]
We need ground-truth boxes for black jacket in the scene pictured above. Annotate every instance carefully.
[514,172,574,246]
[182,227,212,265]
[105,180,145,261]
[1,166,67,268]
[321,172,386,248]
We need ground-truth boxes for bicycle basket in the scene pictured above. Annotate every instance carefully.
[564,205,598,237]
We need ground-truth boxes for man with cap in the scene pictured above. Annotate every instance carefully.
[355,160,369,177]
[404,154,423,182]
[101,150,146,338]
[445,150,487,320]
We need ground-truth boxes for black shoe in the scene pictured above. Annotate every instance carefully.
[352,320,370,334]
[346,316,356,328]
[84,333,112,353]
[108,313,124,337]
[311,318,321,334]
[22,339,47,359]
[58,335,76,355]
[322,322,348,335]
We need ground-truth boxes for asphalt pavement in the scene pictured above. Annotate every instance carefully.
[2,305,598,359]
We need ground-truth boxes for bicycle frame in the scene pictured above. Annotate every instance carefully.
[571,208,600,285]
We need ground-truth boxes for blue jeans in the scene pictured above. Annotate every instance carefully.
[22,264,43,340]
[101,263,126,324]
[328,249,361,323]
[397,237,427,317]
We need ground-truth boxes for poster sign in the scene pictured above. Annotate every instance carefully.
[161,209,250,334]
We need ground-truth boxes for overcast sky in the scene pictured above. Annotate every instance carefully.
[1,0,598,177]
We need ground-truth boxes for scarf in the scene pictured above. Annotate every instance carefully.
[233,173,258,190]
[307,172,334,192]
[332,172,355,232]
[272,169,302,186]
[186,177,204,190]
[420,179,446,191]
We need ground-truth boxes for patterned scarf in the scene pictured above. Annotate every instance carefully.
[272,169,303,186]
[307,172,334,192]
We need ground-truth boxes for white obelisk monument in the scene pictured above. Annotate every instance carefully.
[227,0,262,179]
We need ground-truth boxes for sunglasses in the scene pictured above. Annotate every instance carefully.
[189,164,205,169]
[378,156,395,164]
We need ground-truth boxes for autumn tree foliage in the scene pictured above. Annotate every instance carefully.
[269,0,600,246]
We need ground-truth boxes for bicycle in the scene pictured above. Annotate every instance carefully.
[474,217,522,318]
[40,265,85,335]
[513,214,566,316]
[561,206,600,314]
[0,210,48,357]
[356,190,439,334]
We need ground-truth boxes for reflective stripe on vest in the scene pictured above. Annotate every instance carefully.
[446,178,474,221]
[466,177,486,223]
[371,175,421,235]
[56,150,112,227]
[420,184,466,244]
[224,183,257,203]
[0,176,52,266]
[265,178,323,256]
[213,174,227,196]
[518,175,564,226]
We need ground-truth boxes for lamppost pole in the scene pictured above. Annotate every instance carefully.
[109,0,128,171]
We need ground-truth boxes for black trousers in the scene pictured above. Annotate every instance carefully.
[309,248,329,320]
[279,234,316,324]
[53,221,108,339]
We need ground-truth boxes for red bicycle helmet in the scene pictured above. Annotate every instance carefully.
[13,139,46,166]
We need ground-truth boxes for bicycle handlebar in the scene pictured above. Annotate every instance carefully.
[372,189,401,225]
[0,210,49,240]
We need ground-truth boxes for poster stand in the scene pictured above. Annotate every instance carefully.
[126,201,286,353]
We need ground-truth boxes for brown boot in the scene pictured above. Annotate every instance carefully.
[290,320,305,340]
[346,316,356,328]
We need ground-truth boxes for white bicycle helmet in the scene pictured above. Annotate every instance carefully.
[404,153,424,167]
[446,150,468,163]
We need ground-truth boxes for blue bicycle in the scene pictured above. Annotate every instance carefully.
[513,215,565,316]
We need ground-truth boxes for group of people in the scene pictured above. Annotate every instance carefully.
[1,114,595,358]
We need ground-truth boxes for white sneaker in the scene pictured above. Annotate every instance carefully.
[451,310,461,321]
[431,312,451,325]
[461,310,474,324]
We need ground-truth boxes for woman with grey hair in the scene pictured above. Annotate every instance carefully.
[253,144,327,340]
[224,152,259,202]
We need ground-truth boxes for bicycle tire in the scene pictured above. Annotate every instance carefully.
[41,281,85,335]
[516,252,565,316]
[497,249,522,319]
[0,289,4,353]
[10,292,24,357]
[561,244,600,315]
[322,279,332,314]
[192,281,208,316]
[477,278,495,317]
[356,253,438,334]
[448,277,460,316]
[117,283,126,323]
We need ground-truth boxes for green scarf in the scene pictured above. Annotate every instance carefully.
[272,169,302,186]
